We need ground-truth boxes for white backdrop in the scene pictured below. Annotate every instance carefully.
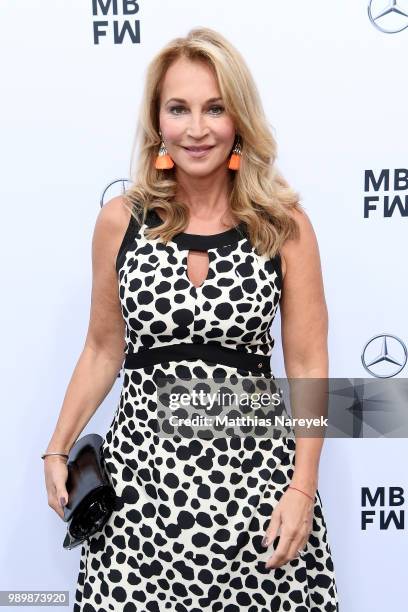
[1,1,407,610]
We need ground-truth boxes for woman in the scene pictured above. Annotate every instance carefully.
[43,27,339,611]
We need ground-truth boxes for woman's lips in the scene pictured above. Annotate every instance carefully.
[182,146,215,158]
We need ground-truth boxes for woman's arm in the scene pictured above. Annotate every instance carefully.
[44,196,132,456]
[279,207,329,496]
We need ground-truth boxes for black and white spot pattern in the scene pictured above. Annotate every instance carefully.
[73,208,339,611]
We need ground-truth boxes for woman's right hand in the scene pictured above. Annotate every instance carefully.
[43,456,69,520]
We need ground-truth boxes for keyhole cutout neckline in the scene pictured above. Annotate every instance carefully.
[185,250,210,289]
[144,208,248,252]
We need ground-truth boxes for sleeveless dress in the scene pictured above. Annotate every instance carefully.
[73,207,339,612]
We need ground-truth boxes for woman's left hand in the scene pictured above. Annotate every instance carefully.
[262,485,316,570]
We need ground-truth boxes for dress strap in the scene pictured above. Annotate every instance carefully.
[115,206,141,274]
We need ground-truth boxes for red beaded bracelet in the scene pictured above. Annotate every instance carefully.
[287,485,315,502]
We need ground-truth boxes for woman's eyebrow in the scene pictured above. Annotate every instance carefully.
[165,97,223,105]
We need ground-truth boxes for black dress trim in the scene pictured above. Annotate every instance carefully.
[275,252,283,291]
[115,209,140,274]
[117,207,283,287]
[145,208,248,251]
[124,342,272,376]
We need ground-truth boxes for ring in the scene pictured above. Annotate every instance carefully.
[297,548,306,556]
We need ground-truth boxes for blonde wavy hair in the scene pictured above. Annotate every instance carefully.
[123,26,302,258]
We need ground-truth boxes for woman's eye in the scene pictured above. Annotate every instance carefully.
[169,105,225,115]
[169,106,186,115]
[209,105,224,115]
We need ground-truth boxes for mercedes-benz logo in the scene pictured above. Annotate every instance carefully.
[100,178,131,208]
[361,334,407,377]
[368,0,408,33]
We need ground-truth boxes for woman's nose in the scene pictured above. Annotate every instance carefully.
[186,113,210,137]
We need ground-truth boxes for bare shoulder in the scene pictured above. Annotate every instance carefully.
[95,195,133,236]
[279,207,319,280]
[83,196,133,355]
[92,196,133,266]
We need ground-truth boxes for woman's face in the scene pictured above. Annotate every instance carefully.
[158,57,236,177]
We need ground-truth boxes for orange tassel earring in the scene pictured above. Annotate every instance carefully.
[155,132,174,169]
[228,136,242,170]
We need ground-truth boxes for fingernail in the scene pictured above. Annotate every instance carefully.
[60,497,66,508]
[261,535,270,547]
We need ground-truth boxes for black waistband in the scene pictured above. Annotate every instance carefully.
[123,343,272,376]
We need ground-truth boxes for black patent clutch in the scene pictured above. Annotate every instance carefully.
[62,433,116,550]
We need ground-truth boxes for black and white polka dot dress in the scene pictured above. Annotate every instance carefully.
[74,207,339,611]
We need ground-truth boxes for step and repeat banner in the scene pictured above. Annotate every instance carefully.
[1,1,406,611]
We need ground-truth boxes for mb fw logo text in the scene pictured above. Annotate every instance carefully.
[361,487,405,529]
[92,0,140,45]
[364,168,408,217]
